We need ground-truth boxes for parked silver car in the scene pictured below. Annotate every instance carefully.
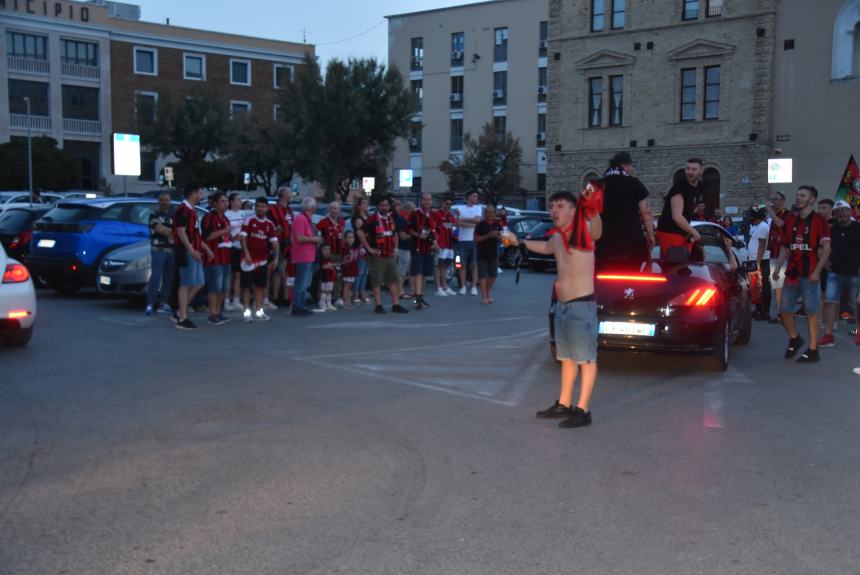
[96,240,152,299]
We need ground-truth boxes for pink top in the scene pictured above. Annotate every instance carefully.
[290,212,317,264]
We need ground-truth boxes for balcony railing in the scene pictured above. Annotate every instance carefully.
[707,4,722,16]
[7,56,50,75]
[62,62,100,80]
[10,114,52,131]
[683,8,699,20]
[63,118,102,135]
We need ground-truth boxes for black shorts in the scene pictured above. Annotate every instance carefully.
[230,248,242,273]
[240,266,269,289]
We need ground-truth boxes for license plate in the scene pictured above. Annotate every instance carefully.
[38,239,56,248]
[99,275,111,286]
[599,321,656,337]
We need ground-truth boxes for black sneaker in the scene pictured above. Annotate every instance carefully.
[415,301,424,310]
[784,335,805,359]
[291,308,312,317]
[752,311,770,322]
[419,297,430,307]
[217,313,231,324]
[535,400,573,419]
[558,407,592,428]
[796,348,820,363]
[391,304,409,314]
[207,316,227,326]
[171,312,180,324]
[375,305,386,314]
[175,318,197,331]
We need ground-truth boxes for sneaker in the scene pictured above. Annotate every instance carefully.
[207,316,225,326]
[175,318,197,331]
[784,336,805,359]
[217,313,231,324]
[171,312,180,324]
[291,308,312,317]
[353,298,362,305]
[459,286,467,295]
[144,305,154,316]
[157,303,172,314]
[311,307,326,313]
[854,367,860,375]
[399,293,413,300]
[768,314,783,325]
[415,301,424,310]
[334,298,344,307]
[255,309,271,321]
[752,311,770,322]
[558,407,592,429]
[375,305,386,314]
[326,304,338,311]
[818,334,835,348]
[470,287,479,296]
[243,308,253,323]
[419,297,430,307]
[796,348,820,363]
[223,300,235,312]
[436,288,448,297]
[446,287,457,296]
[536,401,573,419]
[317,304,327,313]
[264,300,278,311]
[391,304,409,314]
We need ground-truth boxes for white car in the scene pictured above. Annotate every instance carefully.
[0,243,37,347]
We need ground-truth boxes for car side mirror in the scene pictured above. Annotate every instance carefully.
[741,260,757,273]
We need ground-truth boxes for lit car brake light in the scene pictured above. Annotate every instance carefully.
[8,310,30,319]
[669,286,719,307]
[596,274,668,283]
[3,263,30,284]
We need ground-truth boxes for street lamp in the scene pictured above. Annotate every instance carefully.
[23,96,33,206]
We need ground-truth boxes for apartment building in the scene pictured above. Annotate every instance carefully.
[547,0,776,213]
[387,0,549,203]
[1,0,312,193]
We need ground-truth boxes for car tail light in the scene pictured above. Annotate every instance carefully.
[668,286,719,307]
[596,273,668,283]
[8,310,30,320]
[454,254,462,270]
[3,263,30,284]
[9,231,32,250]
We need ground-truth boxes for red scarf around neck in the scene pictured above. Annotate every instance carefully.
[550,182,605,252]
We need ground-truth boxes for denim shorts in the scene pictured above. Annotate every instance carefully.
[179,258,205,287]
[781,278,820,316]
[205,264,231,294]
[824,272,859,304]
[457,240,477,267]
[554,299,598,363]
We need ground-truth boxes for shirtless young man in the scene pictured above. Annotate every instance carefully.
[506,189,603,428]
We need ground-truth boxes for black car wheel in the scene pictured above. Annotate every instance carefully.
[735,300,752,345]
[3,326,32,347]
[502,246,519,269]
[707,317,730,372]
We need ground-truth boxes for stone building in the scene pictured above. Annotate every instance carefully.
[547,0,777,215]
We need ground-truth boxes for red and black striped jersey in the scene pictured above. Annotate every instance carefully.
[317,216,345,255]
[201,211,231,266]
[433,209,456,249]
[409,209,436,254]
[781,212,831,284]
[363,212,397,257]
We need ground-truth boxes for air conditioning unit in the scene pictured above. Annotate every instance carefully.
[450,93,463,102]
[451,50,463,60]
[538,85,547,94]
[409,138,420,147]
[540,40,549,49]
[536,132,546,142]
[492,89,505,99]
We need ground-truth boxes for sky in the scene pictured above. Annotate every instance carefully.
[132,0,474,67]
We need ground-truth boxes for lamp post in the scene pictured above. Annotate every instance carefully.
[23,97,34,206]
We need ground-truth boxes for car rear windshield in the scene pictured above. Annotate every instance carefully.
[39,204,106,223]
[528,221,554,237]
[0,209,38,232]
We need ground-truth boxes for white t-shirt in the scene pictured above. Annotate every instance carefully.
[225,209,247,249]
[454,204,483,241]
[748,220,770,260]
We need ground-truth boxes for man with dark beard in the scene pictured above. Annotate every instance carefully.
[595,152,655,270]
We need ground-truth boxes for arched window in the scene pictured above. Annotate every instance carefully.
[832,0,860,80]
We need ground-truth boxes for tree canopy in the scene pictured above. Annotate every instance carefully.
[0,137,77,191]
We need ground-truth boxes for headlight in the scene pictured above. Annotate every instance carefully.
[124,257,151,271]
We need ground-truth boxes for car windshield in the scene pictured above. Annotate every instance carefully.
[0,209,37,232]
[40,204,105,223]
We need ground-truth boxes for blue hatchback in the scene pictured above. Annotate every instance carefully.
[28,198,188,293]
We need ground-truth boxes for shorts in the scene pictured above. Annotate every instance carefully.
[369,256,398,288]
[437,248,454,262]
[781,278,820,316]
[179,258,205,287]
[321,281,334,292]
[396,249,411,278]
[343,276,356,284]
[824,272,859,304]
[478,257,499,279]
[770,261,786,289]
[457,241,478,267]
[410,253,435,276]
[230,248,242,273]
[205,264,231,294]
[240,265,269,289]
[554,299,598,363]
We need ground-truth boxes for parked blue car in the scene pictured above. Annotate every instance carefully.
[28,198,202,293]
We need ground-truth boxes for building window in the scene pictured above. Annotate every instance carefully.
[680,68,696,121]
[274,64,294,89]
[411,79,423,112]
[409,123,422,153]
[230,59,251,86]
[493,115,507,141]
[133,47,157,75]
[5,31,47,59]
[451,32,465,66]
[494,27,509,62]
[592,0,605,32]
[450,119,464,151]
[538,67,548,102]
[855,22,860,77]
[8,80,50,116]
[588,77,603,127]
[273,105,285,121]
[493,71,507,105]
[450,76,464,109]
[230,100,252,117]
[707,0,723,17]
[832,1,860,79]
[704,65,720,120]
[609,75,623,125]
[537,112,547,147]
[539,21,549,56]
[139,151,157,183]
[61,39,97,66]
[612,0,626,29]
[62,85,99,120]
[183,54,205,81]
[411,37,424,71]
[134,91,158,126]
[683,0,699,20]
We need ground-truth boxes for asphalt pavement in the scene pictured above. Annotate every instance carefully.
[2,271,860,575]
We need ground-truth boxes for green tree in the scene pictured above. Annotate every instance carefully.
[281,56,413,202]
[439,122,523,205]
[228,111,292,196]
[0,137,77,191]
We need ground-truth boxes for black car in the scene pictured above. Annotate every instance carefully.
[500,215,545,268]
[0,206,51,261]
[520,219,554,272]
[549,222,752,371]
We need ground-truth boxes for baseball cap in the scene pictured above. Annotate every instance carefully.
[834,200,851,210]
[611,151,633,166]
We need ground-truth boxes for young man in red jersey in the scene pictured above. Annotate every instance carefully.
[201,192,233,326]
[240,197,280,322]
[267,186,295,308]
[173,182,213,331]
[407,192,438,309]
[433,194,458,296]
